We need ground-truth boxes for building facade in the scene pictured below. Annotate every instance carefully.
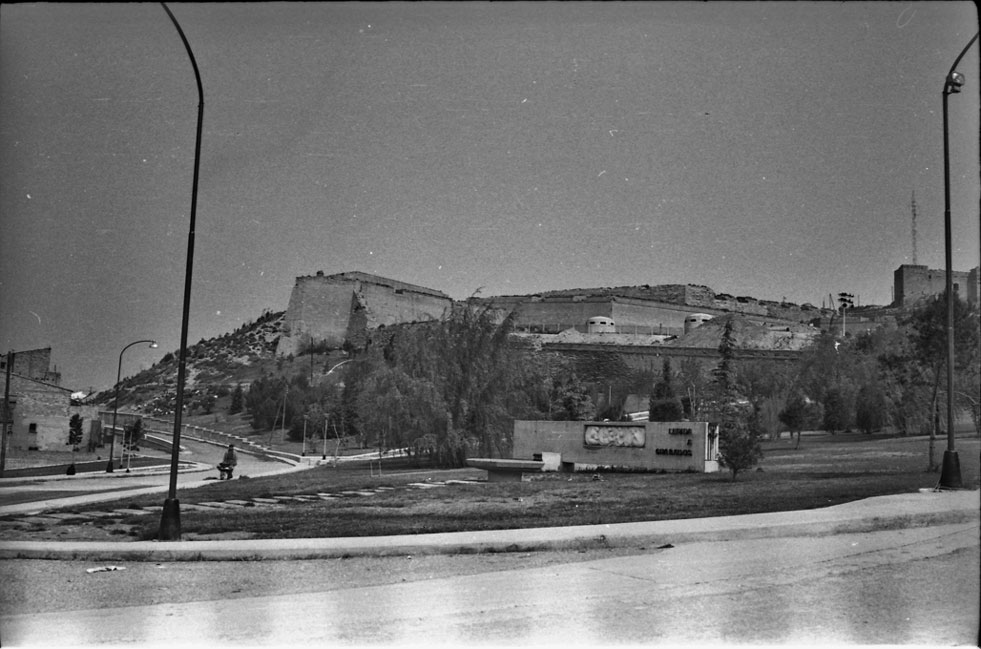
[2,350,99,452]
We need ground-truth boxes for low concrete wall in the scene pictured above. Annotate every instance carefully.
[513,420,719,473]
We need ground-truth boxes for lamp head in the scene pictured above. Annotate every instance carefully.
[149,341,158,349]
[946,71,965,93]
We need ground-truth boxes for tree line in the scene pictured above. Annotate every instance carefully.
[239,295,978,474]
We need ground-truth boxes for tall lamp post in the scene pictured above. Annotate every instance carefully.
[321,359,355,460]
[106,340,157,473]
[159,2,204,541]
[938,31,979,490]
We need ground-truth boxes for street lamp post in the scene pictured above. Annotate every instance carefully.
[302,414,308,456]
[938,31,978,490]
[320,359,354,461]
[106,340,157,473]
[159,2,204,541]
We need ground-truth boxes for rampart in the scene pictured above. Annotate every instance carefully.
[484,289,825,337]
[276,271,453,356]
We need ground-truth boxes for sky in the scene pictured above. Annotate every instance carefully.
[2,2,979,392]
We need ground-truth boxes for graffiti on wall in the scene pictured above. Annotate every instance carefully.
[583,425,646,448]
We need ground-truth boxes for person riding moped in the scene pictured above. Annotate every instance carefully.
[218,444,238,480]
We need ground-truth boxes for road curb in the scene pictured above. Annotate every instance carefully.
[1,490,976,562]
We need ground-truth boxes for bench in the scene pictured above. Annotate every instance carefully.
[466,458,545,482]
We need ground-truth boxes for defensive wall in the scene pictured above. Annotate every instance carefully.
[480,282,831,339]
[893,264,979,307]
[540,342,804,374]
[272,264,973,359]
[513,420,720,473]
[276,271,453,356]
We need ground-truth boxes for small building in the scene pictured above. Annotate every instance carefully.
[586,316,616,333]
[1,349,100,453]
[684,313,713,334]
[512,420,720,473]
[1,372,100,451]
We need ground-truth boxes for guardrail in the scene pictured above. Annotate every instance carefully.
[98,412,301,466]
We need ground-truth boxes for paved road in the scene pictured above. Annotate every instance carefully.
[2,521,977,646]
[0,437,293,513]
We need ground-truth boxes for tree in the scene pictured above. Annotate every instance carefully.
[717,401,762,481]
[902,295,980,469]
[713,317,763,479]
[67,413,84,473]
[676,356,712,420]
[553,378,597,421]
[649,358,684,422]
[854,383,887,434]
[124,417,144,452]
[735,360,793,439]
[67,413,84,451]
[229,383,244,415]
[713,317,738,396]
[779,391,819,449]
[822,386,849,434]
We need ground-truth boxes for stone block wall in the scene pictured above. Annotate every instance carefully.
[1,348,61,385]
[276,271,453,356]
[1,373,100,450]
[894,264,980,307]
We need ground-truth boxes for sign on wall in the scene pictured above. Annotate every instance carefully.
[583,425,646,448]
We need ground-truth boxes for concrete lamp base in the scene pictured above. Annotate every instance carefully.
[939,450,962,490]
[159,498,182,541]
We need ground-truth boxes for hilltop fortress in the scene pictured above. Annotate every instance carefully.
[275,264,980,359]
[275,271,453,356]
[275,270,828,358]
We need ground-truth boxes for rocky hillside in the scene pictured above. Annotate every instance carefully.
[91,310,293,413]
[88,283,844,415]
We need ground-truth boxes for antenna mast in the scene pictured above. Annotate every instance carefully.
[910,190,919,265]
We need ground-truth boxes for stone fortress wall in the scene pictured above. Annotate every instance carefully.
[275,264,980,357]
[893,264,979,307]
[275,271,453,356]
[482,284,826,337]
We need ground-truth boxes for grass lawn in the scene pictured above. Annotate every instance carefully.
[51,433,981,541]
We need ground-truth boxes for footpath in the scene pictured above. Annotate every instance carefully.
[0,475,976,561]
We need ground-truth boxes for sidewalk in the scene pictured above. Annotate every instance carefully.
[0,488,976,562]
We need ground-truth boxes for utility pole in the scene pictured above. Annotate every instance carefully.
[1,351,14,478]
[910,190,919,265]
[837,293,854,337]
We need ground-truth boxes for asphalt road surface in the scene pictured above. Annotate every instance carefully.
[2,521,977,646]
[0,437,287,511]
